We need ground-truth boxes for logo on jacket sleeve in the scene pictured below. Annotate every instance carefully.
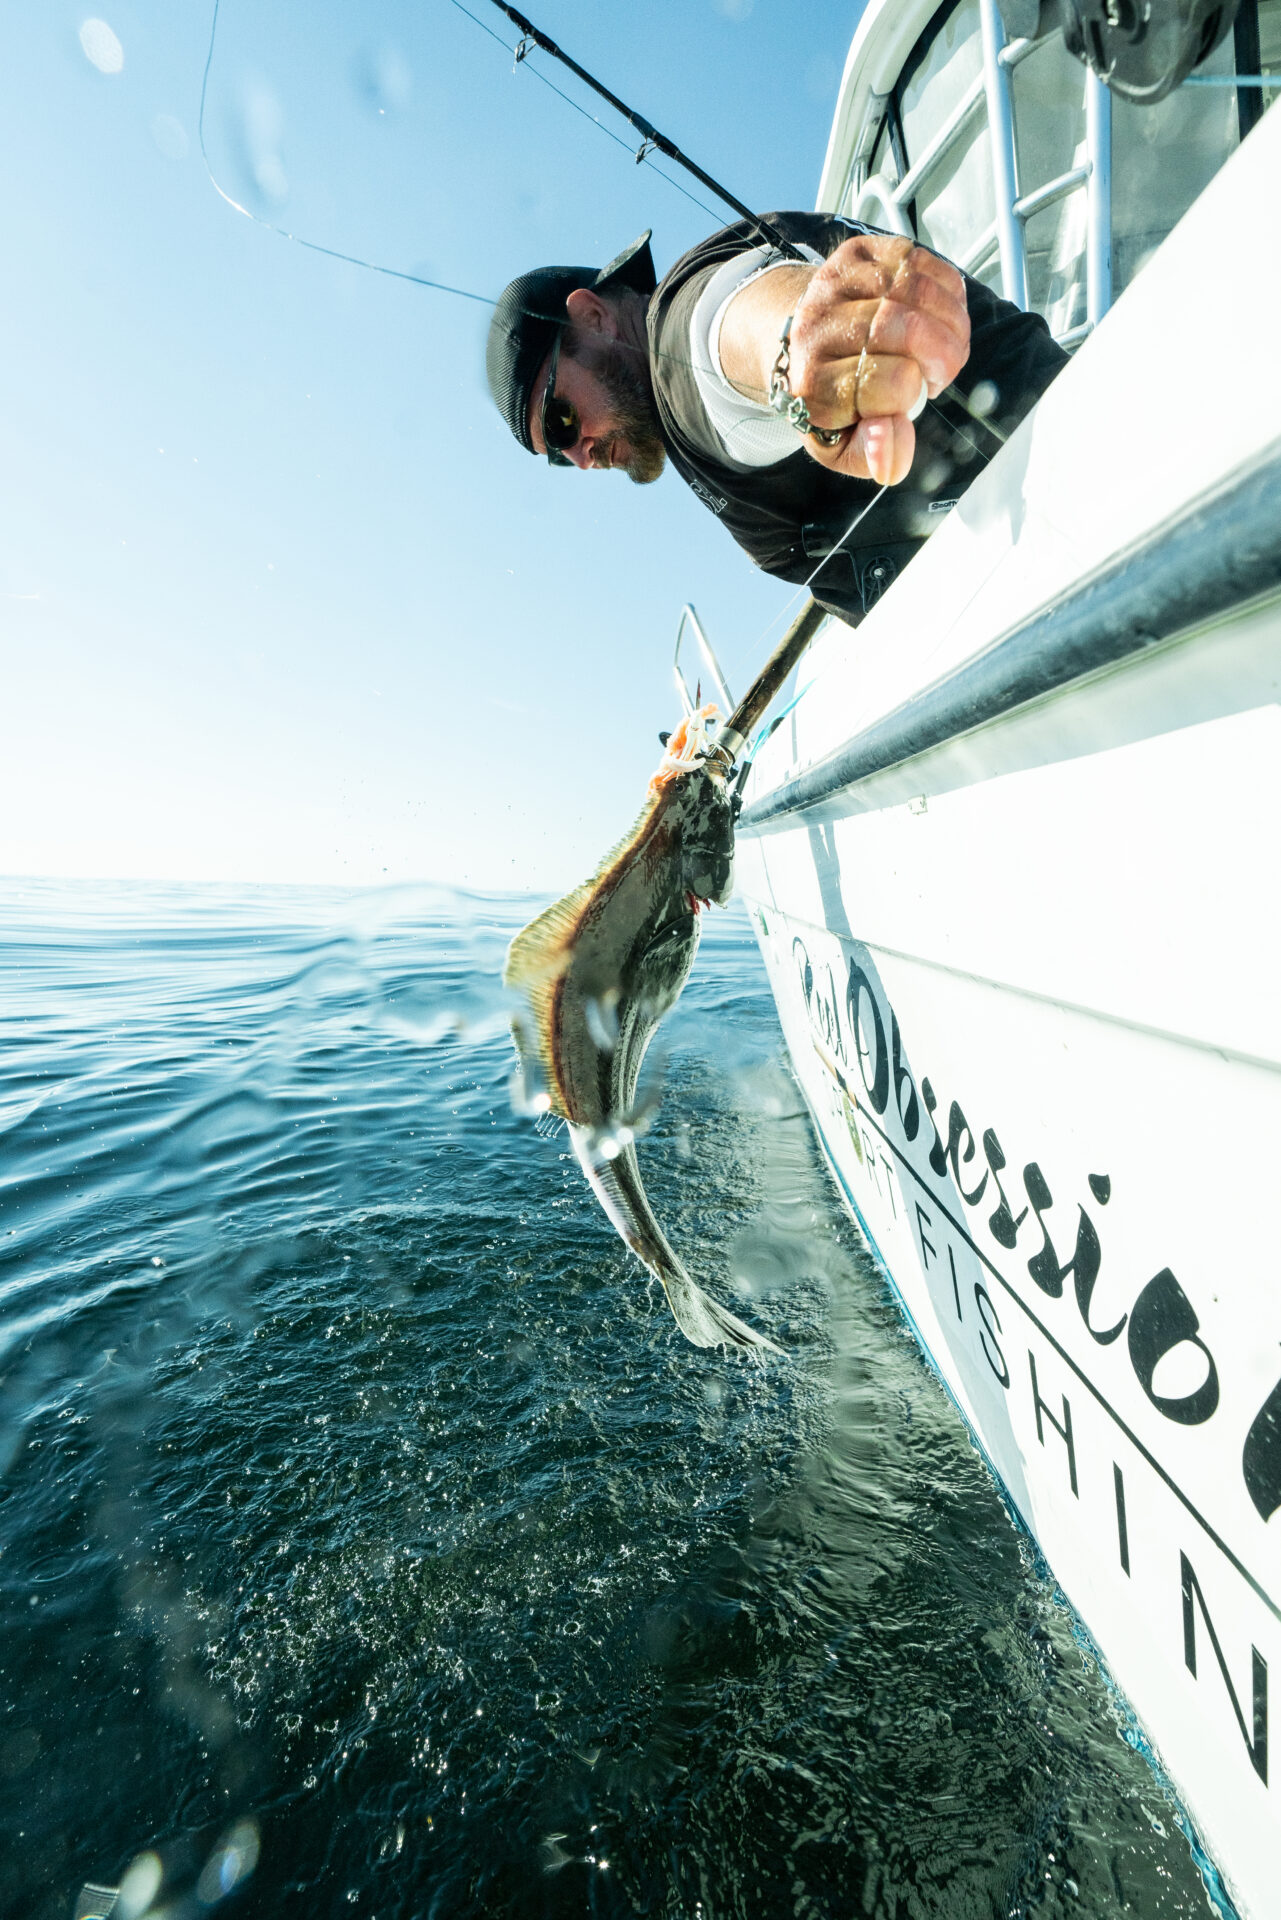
[688,476,728,515]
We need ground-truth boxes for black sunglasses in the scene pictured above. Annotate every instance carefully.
[539,329,580,467]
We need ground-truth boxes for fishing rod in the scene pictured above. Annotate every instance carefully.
[485,5,1001,452]
[467,13,978,798]
[198,0,1006,452]
[716,599,828,770]
[478,3,1007,452]
[480,1,810,266]
[196,2,992,790]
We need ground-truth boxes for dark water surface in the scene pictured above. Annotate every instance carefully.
[0,882,1212,1919]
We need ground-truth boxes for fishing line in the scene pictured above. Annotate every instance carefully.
[446,0,725,224]
[194,0,820,402]
[474,1,809,260]
[197,0,495,304]
[196,11,918,686]
[197,0,1013,458]
[718,365,1010,689]
[197,0,719,316]
[196,0,1007,626]
[193,0,768,407]
[463,0,1010,457]
[194,0,770,406]
[724,480,892,694]
[726,358,1016,686]
[195,0,1014,785]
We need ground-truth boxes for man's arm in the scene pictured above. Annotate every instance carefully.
[717,235,971,486]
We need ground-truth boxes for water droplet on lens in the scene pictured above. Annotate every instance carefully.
[79,19,124,74]
[236,79,289,206]
[584,991,620,1054]
[195,1820,260,1904]
[353,43,412,113]
[116,1851,162,1918]
[151,113,188,160]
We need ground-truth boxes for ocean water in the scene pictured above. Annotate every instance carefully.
[0,879,1214,1920]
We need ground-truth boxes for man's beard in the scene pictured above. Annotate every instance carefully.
[573,337,667,484]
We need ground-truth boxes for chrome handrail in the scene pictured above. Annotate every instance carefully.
[980,0,1029,306]
[1014,162,1090,222]
[844,9,1117,345]
[849,172,915,235]
[894,70,986,206]
[997,34,1036,69]
[1085,71,1113,325]
[673,605,734,718]
[959,222,999,275]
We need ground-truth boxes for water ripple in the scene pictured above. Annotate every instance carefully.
[0,880,1210,1919]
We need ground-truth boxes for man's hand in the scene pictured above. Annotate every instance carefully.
[720,233,971,486]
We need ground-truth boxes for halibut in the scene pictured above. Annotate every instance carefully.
[505,708,780,1356]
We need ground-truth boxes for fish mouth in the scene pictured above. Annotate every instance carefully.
[684,843,735,909]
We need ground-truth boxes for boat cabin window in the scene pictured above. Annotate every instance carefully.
[897,0,997,288]
[846,0,1275,344]
[868,113,900,193]
[1007,24,1239,328]
[1006,31,1094,334]
[1109,31,1239,297]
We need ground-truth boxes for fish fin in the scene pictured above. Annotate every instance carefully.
[504,884,595,991]
[658,1261,785,1358]
[504,887,593,1118]
[506,782,673,997]
[508,702,718,1000]
[568,1129,782,1356]
[505,796,670,1120]
[504,796,657,995]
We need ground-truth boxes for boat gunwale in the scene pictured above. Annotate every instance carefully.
[737,434,1281,833]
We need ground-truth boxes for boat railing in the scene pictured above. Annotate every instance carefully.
[847,0,1115,343]
[673,604,735,719]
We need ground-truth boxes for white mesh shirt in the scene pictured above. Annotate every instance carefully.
[686,243,824,469]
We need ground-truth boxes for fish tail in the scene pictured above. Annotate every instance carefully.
[657,1255,785,1358]
[570,1128,783,1357]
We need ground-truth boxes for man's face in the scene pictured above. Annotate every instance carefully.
[528,330,666,485]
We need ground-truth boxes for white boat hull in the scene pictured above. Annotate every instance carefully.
[736,102,1281,1920]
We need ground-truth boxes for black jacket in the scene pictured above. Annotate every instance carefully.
[647,212,1068,626]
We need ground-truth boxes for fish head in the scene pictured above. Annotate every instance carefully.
[649,707,736,909]
[677,768,735,906]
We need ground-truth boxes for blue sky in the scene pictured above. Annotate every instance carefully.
[1,0,865,889]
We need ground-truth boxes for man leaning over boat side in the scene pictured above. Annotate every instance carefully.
[485,216,1067,628]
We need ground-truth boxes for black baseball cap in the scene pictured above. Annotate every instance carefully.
[486,231,656,454]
